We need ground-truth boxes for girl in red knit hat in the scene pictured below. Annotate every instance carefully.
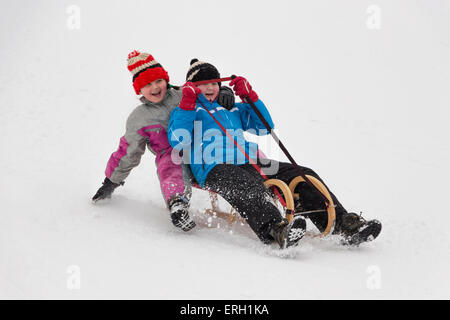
[92,51,235,232]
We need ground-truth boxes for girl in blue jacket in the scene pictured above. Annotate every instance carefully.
[169,59,381,249]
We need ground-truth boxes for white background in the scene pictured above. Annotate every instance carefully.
[1,0,449,299]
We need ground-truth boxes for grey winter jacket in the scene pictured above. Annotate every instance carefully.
[105,87,187,203]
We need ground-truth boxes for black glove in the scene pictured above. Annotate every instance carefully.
[92,177,124,203]
[169,199,196,231]
[217,86,235,110]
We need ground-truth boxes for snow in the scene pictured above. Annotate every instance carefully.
[1,0,450,299]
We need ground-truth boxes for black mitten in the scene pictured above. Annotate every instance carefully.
[217,86,235,110]
[92,177,124,202]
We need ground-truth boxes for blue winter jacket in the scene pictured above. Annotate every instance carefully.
[168,93,274,187]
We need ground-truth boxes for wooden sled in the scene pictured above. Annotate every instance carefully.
[200,175,336,237]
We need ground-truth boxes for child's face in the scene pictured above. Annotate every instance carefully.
[197,82,219,102]
[140,79,168,103]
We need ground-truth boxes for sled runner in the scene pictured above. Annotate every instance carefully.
[195,174,336,237]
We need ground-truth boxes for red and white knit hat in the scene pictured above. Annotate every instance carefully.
[127,50,170,94]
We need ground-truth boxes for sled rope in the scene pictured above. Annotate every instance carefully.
[193,75,331,207]
[193,76,234,86]
[241,95,331,207]
[196,99,288,208]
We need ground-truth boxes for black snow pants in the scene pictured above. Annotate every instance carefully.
[204,163,282,243]
[204,158,347,239]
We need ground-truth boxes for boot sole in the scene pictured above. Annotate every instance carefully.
[282,217,307,249]
[346,220,382,246]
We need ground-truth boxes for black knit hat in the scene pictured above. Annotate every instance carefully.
[186,58,220,84]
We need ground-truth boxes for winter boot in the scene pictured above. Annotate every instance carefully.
[169,197,196,232]
[270,216,307,249]
[334,212,382,246]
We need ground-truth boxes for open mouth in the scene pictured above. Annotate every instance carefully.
[151,91,162,97]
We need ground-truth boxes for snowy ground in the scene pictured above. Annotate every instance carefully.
[1,0,449,299]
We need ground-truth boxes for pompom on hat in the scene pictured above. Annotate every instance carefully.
[127,50,170,95]
[186,58,220,85]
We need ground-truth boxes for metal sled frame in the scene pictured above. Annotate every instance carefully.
[200,175,336,237]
